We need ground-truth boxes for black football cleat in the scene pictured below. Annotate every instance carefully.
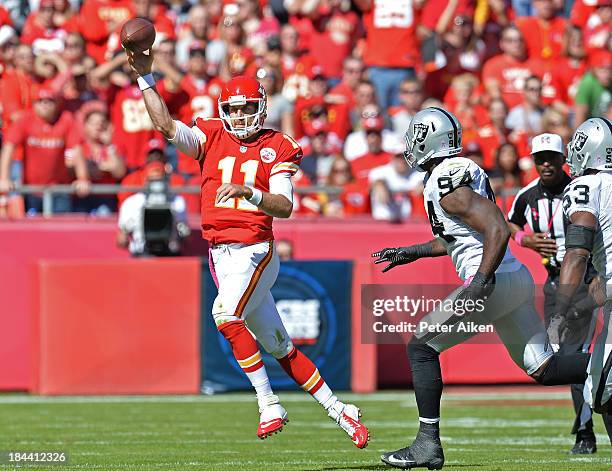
[570,431,597,455]
[381,423,444,469]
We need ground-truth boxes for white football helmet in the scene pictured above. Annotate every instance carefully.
[567,117,612,177]
[404,107,462,171]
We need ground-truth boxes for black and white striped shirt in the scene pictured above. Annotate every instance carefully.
[507,173,572,267]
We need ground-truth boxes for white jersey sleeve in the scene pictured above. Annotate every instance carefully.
[563,174,601,219]
[563,172,612,282]
[423,157,520,280]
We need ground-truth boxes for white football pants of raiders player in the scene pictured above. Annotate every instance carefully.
[209,240,294,359]
[584,292,612,413]
[415,265,552,376]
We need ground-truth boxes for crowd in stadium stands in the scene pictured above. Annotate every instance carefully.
[0,0,609,219]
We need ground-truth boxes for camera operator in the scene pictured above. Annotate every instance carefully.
[117,160,190,257]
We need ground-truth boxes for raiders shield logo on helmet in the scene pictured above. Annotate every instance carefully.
[414,123,429,143]
[573,131,588,153]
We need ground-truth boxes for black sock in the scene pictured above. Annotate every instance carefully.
[408,341,443,420]
[536,353,589,386]
[603,413,612,445]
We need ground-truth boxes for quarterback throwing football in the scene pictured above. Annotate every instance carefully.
[124,48,368,447]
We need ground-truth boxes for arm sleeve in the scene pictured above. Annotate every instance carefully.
[168,120,206,161]
[269,172,294,204]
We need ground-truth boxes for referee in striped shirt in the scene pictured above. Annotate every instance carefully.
[507,133,599,454]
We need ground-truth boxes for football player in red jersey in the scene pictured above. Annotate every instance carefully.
[123,46,369,448]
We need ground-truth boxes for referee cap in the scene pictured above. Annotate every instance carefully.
[531,133,564,156]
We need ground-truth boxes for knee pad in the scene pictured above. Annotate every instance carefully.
[523,331,553,376]
[258,330,294,359]
[212,296,238,327]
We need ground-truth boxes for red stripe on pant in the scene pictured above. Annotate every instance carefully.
[218,320,263,371]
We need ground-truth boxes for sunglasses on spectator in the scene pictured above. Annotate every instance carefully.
[331,166,350,173]
[400,88,421,94]
[526,86,541,92]
[503,36,523,43]
[39,6,54,11]
[344,67,362,73]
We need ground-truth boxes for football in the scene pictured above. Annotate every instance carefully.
[120,17,156,52]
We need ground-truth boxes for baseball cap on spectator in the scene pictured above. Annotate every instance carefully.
[531,133,564,155]
[223,3,240,16]
[189,40,207,57]
[589,50,611,69]
[362,115,384,132]
[146,138,167,155]
[0,25,16,47]
[307,64,326,80]
[304,120,329,137]
[34,87,58,101]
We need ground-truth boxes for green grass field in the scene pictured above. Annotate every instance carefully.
[0,387,610,470]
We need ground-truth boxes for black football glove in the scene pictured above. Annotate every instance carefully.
[454,272,495,315]
[372,244,431,273]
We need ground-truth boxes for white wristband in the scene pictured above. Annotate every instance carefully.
[137,73,156,91]
[246,187,263,206]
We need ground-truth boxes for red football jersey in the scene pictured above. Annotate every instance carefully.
[194,118,302,245]
[106,84,157,169]
[6,110,79,184]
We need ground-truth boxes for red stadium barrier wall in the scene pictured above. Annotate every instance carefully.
[0,218,550,392]
[29,258,201,395]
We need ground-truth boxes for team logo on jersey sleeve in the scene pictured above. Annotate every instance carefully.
[573,131,588,153]
[260,147,277,163]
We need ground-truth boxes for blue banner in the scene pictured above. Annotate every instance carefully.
[201,260,352,392]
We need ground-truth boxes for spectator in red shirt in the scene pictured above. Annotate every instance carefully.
[1,44,42,131]
[300,120,336,184]
[354,0,420,111]
[90,52,159,170]
[515,0,567,63]
[73,104,126,213]
[389,77,424,136]
[118,138,183,207]
[344,105,404,161]
[0,88,91,213]
[304,0,360,82]
[0,27,18,76]
[207,10,254,81]
[322,155,370,217]
[476,98,510,170]
[277,23,317,101]
[482,25,537,109]
[425,14,487,100]
[21,0,70,56]
[444,73,488,144]
[550,26,587,110]
[350,115,394,182]
[78,0,131,64]
[328,56,364,112]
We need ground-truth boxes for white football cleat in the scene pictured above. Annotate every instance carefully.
[328,402,370,448]
[257,403,288,439]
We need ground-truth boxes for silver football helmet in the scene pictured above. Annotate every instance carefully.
[567,117,612,177]
[404,107,462,171]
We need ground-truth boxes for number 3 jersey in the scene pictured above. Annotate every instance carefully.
[563,172,612,282]
[423,157,520,280]
[194,118,302,245]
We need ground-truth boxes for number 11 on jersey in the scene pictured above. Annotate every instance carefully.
[216,156,260,211]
